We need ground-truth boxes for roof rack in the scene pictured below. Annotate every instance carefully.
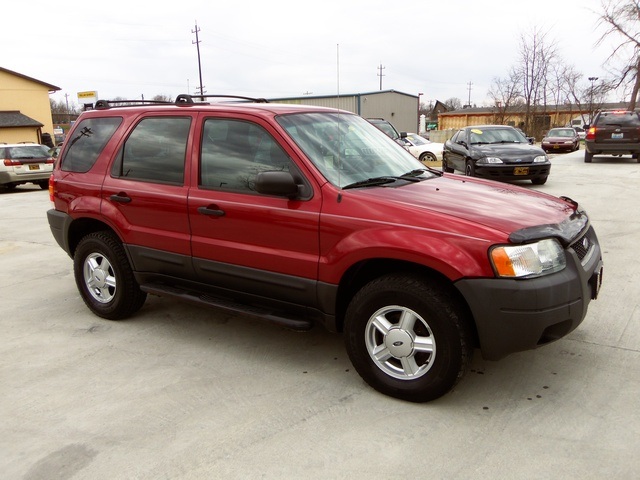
[94,99,174,109]
[175,94,269,104]
[93,94,269,110]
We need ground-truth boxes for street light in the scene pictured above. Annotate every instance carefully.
[588,77,599,124]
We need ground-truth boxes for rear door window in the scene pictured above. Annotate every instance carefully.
[111,117,191,185]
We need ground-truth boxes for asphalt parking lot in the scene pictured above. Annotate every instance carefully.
[1,149,639,479]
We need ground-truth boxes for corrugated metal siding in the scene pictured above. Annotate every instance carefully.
[270,90,418,134]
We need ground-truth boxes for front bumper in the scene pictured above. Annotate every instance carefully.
[475,163,550,181]
[455,226,602,360]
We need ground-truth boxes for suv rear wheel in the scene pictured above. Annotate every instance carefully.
[74,231,147,320]
[585,150,593,163]
[344,274,473,402]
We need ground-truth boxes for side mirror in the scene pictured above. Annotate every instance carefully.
[400,131,408,139]
[255,171,300,199]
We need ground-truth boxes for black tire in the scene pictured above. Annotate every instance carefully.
[531,176,548,185]
[465,160,476,177]
[73,231,147,320]
[442,156,454,173]
[419,152,437,163]
[584,150,593,163]
[37,181,49,190]
[344,274,474,402]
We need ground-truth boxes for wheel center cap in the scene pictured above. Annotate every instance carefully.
[385,329,413,358]
[93,270,106,287]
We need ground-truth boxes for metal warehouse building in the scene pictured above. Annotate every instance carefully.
[270,89,419,134]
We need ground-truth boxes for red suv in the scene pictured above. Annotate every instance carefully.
[47,95,603,402]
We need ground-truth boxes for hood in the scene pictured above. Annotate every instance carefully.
[471,143,546,163]
[349,174,576,240]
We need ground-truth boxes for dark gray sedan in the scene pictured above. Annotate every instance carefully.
[443,125,550,185]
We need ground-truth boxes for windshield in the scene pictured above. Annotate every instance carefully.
[405,133,429,145]
[548,128,574,137]
[277,112,432,188]
[470,127,526,144]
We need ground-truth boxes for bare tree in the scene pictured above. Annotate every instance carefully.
[515,27,558,137]
[444,97,462,110]
[596,0,640,109]
[488,68,522,124]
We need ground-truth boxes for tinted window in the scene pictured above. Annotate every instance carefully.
[595,112,640,127]
[61,117,122,172]
[200,119,293,192]
[112,117,191,184]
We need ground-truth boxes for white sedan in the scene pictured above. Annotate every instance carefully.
[399,133,444,162]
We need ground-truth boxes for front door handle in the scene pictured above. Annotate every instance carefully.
[197,206,225,217]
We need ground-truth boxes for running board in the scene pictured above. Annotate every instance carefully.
[140,283,313,331]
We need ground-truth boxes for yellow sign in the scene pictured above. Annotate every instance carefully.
[77,91,97,99]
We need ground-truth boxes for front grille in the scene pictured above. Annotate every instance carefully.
[570,229,594,265]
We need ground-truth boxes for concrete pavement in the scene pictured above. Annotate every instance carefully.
[1,149,639,479]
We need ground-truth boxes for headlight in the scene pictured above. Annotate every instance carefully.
[478,157,503,164]
[533,155,548,163]
[490,238,566,278]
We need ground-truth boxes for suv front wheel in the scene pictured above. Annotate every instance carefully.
[74,231,147,320]
[344,274,473,402]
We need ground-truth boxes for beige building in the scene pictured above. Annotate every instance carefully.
[0,67,60,144]
[437,102,629,141]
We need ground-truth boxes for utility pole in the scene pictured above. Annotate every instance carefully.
[466,81,473,108]
[192,21,205,98]
[377,63,385,91]
[588,76,599,124]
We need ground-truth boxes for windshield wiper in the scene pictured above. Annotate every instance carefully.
[343,175,420,190]
[403,167,442,177]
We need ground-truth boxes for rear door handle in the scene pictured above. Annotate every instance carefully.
[110,193,132,203]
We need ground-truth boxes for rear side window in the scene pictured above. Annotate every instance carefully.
[111,117,191,185]
[61,117,122,172]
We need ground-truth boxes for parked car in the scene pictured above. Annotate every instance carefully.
[584,110,640,163]
[541,127,580,153]
[47,95,602,402]
[443,125,551,184]
[366,118,402,141]
[573,126,586,140]
[516,128,535,144]
[0,143,54,191]
[399,133,444,162]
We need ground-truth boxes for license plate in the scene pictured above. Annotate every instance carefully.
[514,167,529,175]
[612,133,623,139]
[28,164,40,171]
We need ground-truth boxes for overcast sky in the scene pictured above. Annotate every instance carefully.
[2,0,627,108]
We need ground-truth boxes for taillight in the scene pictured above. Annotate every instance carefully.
[3,159,22,166]
[48,175,55,202]
[45,157,54,164]
[586,127,596,140]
